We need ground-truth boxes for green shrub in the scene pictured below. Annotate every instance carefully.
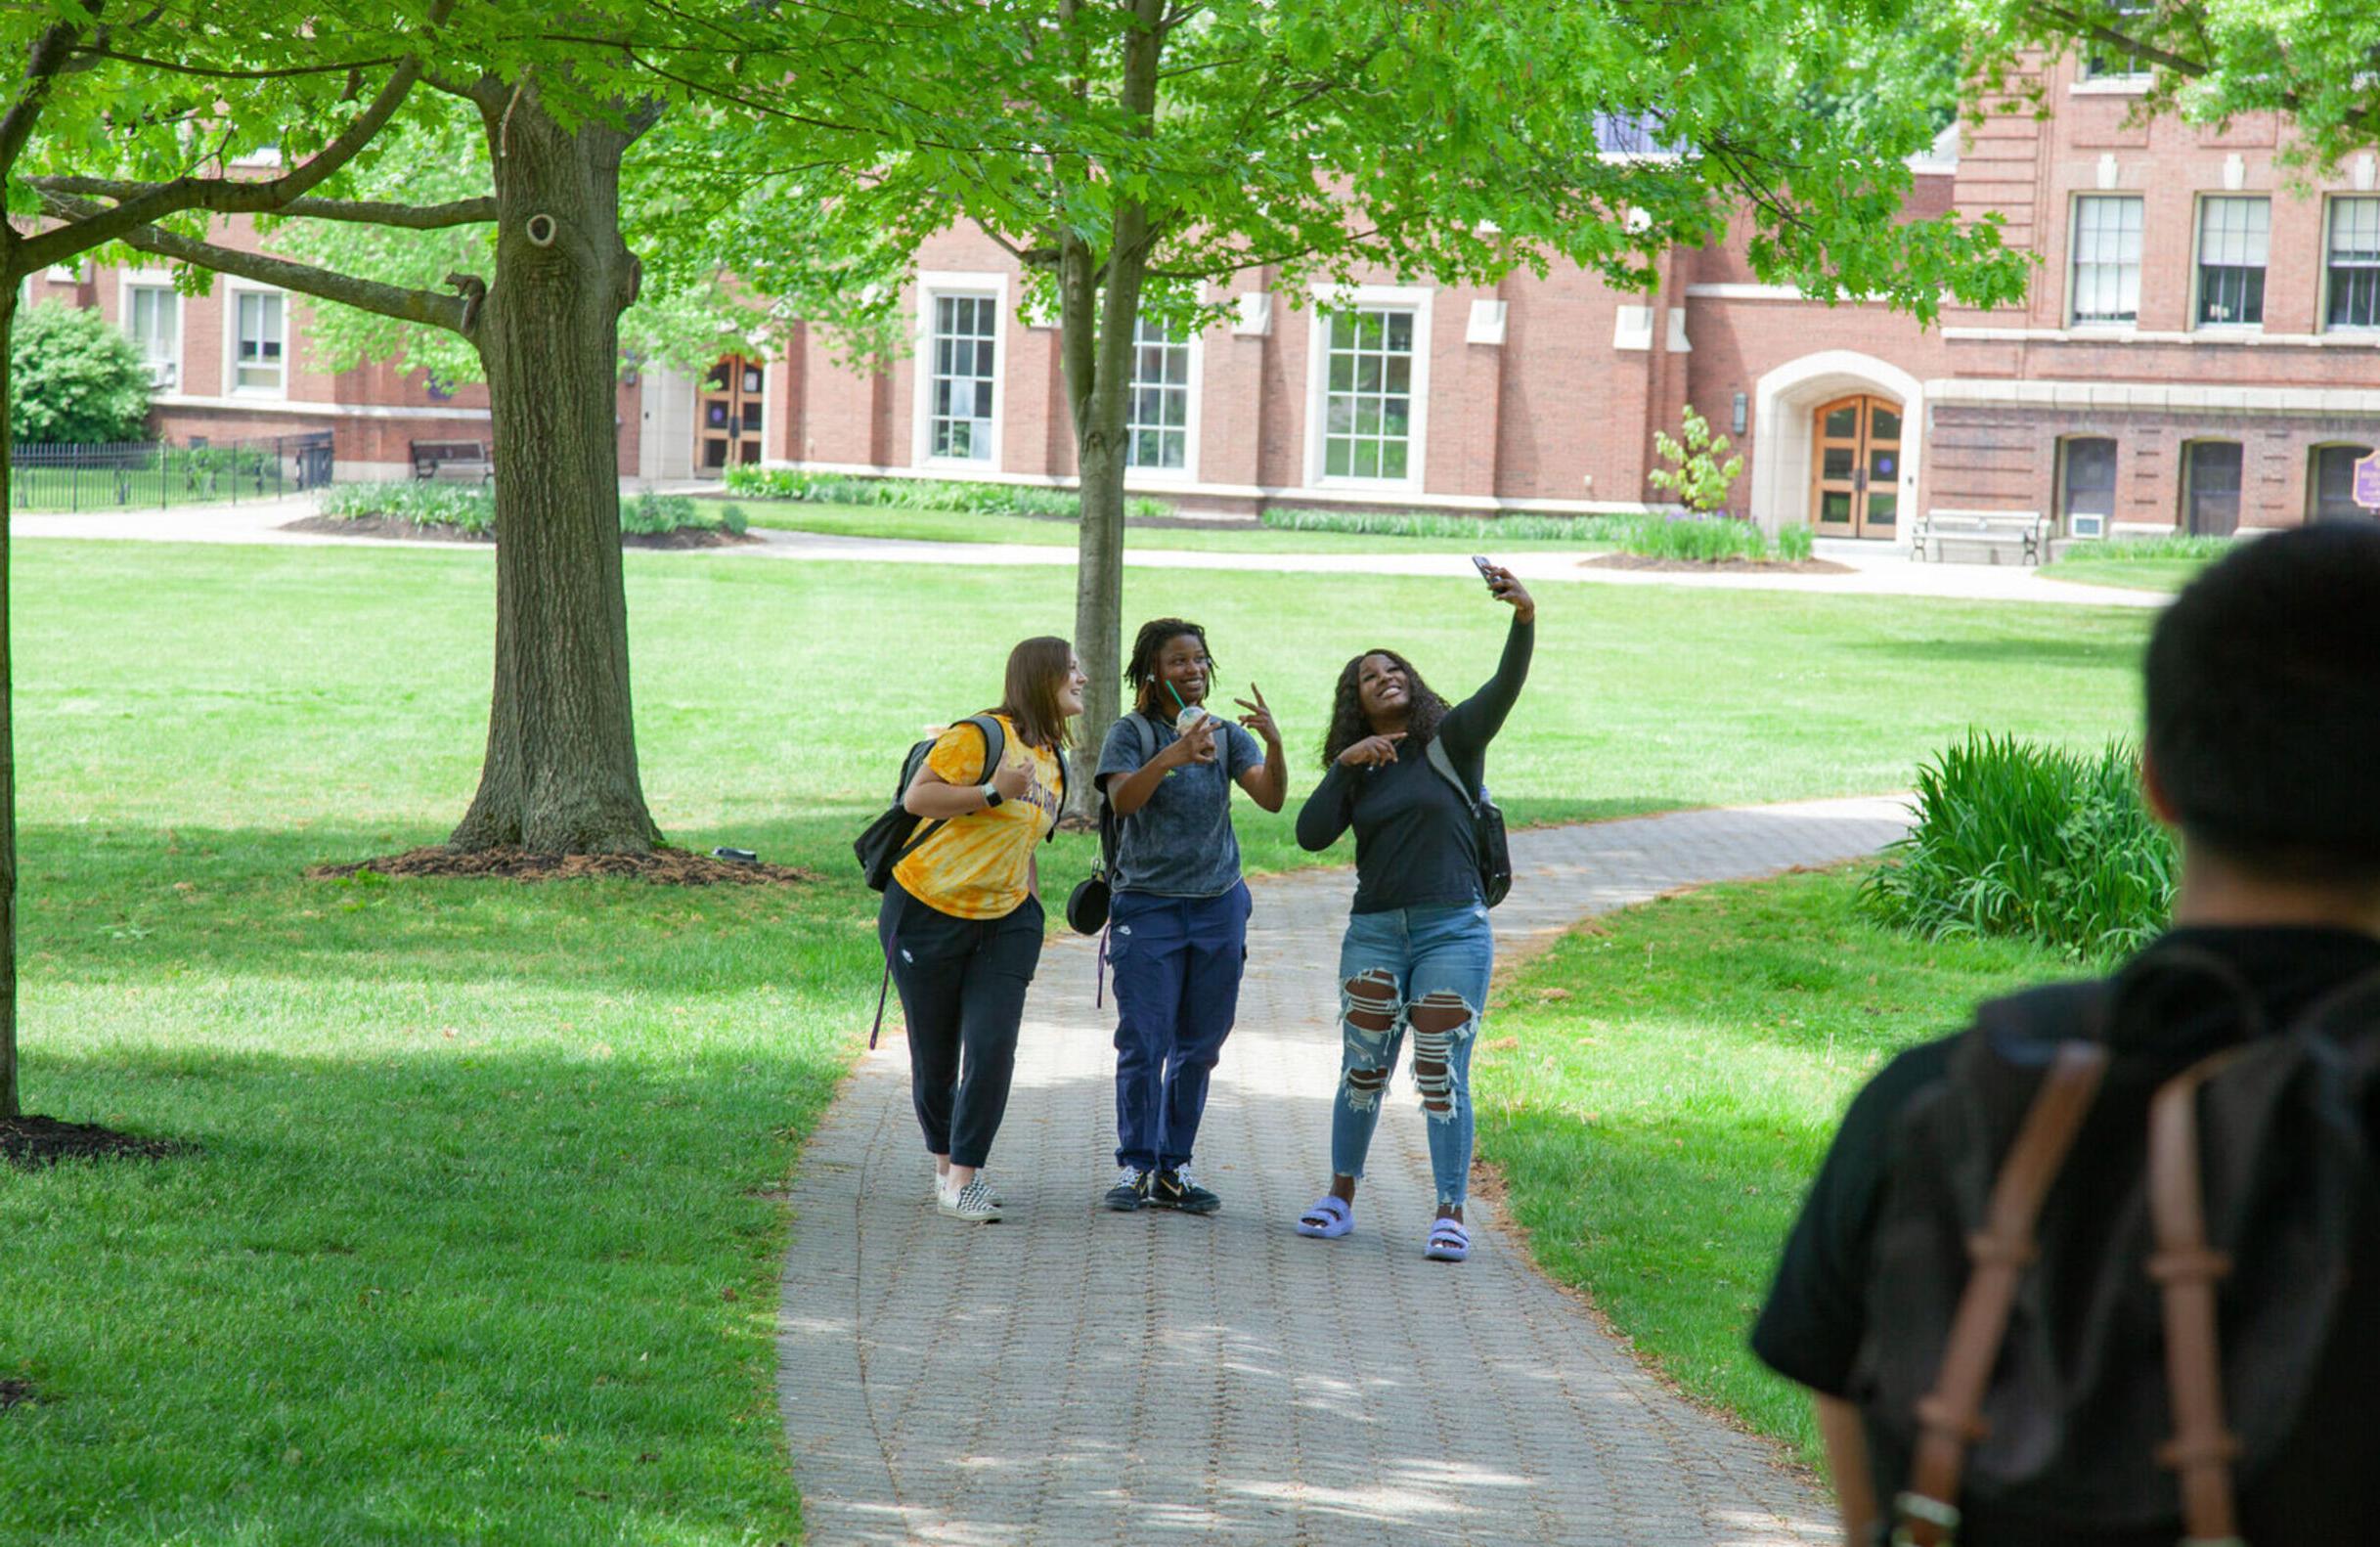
[717,502,749,536]
[620,489,702,535]
[319,481,498,534]
[1777,523,1815,562]
[1257,507,1639,543]
[1616,513,1771,561]
[2070,534,2235,562]
[718,465,1175,522]
[11,301,152,444]
[319,483,738,539]
[1859,732,2176,963]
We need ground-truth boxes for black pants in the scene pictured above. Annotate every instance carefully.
[878,880,1044,1169]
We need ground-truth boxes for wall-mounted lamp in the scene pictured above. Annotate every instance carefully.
[1731,391,1748,436]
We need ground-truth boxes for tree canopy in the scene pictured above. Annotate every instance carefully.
[1967,0,2380,166]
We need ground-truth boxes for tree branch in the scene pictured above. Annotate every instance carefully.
[66,46,405,81]
[34,179,499,229]
[40,194,475,335]
[0,6,97,183]
[14,0,460,274]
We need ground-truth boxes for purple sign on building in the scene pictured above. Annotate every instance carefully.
[2358,451,2380,511]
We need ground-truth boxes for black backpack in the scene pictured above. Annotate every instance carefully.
[1424,736,1511,907]
[857,715,1067,1044]
[854,714,1005,893]
[1850,949,2380,1546]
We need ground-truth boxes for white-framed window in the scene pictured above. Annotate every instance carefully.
[2070,195,2143,326]
[1124,317,1196,476]
[2081,0,2153,80]
[2325,197,2380,331]
[2194,196,2269,328]
[1306,286,1432,489]
[927,292,997,463]
[231,287,286,394]
[122,280,180,390]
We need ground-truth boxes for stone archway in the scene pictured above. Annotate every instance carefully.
[1748,351,1926,547]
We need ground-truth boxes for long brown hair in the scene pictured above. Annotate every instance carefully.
[993,636,1076,750]
[1319,647,1449,769]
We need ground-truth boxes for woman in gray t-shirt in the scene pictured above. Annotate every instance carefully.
[1092,618,1287,1215]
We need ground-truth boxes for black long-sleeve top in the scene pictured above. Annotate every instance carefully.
[1295,616,1532,914]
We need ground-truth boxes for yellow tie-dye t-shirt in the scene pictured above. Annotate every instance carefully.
[891,714,1063,919]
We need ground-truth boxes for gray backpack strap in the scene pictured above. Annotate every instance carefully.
[1425,736,1481,813]
[960,713,1005,783]
[1134,711,1159,767]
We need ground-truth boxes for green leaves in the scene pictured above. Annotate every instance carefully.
[8,301,151,445]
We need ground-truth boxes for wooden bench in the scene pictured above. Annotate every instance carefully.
[410,439,493,482]
[1912,508,2048,565]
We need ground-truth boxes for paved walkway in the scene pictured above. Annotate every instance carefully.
[11,496,2163,607]
[743,528,2167,608]
[777,794,1913,1547]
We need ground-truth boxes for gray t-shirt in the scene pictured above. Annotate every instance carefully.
[1095,711,1264,898]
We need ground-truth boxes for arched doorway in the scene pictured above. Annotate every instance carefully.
[1809,394,1904,539]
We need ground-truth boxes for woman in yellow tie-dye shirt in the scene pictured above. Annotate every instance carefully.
[879,636,1085,1222]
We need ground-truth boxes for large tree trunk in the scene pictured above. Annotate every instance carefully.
[1060,0,1166,819]
[449,89,661,855]
[0,287,17,1120]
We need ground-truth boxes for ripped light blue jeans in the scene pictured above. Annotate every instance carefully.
[1330,900,1495,1208]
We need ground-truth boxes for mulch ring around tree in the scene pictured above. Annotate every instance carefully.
[307,846,818,887]
[1581,552,1854,575]
[2,1116,190,1169]
[279,515,760,550]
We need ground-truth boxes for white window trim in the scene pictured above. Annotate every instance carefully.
[223,281,288,399]
[2321,194,2380,333]
[1123,315,1204,486]
[2190,193,2270,333]
[116,269,185,392]
[1302,283,1432,494]
[910,270,1008,471]
[2067,192,2144,331]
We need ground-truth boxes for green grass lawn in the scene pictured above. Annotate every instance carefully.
[697,498,1625,554]
[1476,865,2073,1467]
[0,539,2151,1539]
[2041,555,2208,593]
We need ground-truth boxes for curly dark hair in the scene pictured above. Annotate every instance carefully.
[1124,617,1212,715]
[1319,648,1449,769]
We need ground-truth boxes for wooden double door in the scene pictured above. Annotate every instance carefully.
[1810,395,1904,539]
[698,354,767,470]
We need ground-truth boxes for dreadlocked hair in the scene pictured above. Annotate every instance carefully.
[1124,617,1212,715]
[1319,648,1448,770]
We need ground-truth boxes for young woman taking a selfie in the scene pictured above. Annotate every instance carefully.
[1292,564,1534,1262]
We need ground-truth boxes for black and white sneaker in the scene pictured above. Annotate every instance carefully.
[1152,1167,1220,1215]
[1103,1167,1152,1212]
[938,1175,1002,1222]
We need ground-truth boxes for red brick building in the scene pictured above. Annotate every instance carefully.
[93,56,2380,542]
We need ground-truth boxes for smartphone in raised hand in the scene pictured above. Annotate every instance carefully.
[1471,554,1499,590]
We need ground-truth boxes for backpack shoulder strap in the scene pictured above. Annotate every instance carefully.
[1897,1039,2112,1547]
[894,714,1008,867]
[2146,1045,2253,1547]
[960,713,1005,784]
[1423,735,1480,813]
[1134,711,1159,765]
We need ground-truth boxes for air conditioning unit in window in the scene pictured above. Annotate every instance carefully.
[144,359,177,390]
[2070,513,2105,539]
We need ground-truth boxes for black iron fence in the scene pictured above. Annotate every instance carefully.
[7,433,336,512]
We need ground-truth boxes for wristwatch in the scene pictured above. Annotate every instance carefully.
[980,782,1005,809]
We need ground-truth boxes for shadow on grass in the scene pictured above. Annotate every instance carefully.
[1849,635,2144,670]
